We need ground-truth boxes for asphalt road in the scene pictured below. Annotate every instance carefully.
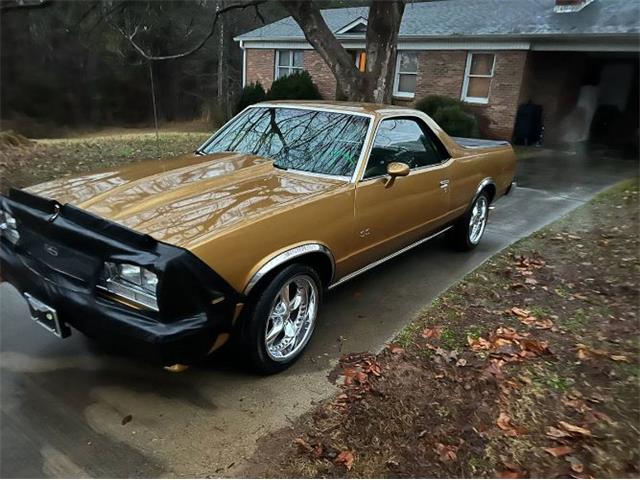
[1,146,636,477]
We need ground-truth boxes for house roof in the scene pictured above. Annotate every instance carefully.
[235,0,639,41]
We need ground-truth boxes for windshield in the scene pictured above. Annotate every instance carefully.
[201,106,371,177]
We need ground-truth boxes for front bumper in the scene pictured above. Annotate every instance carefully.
[1,189,241,366]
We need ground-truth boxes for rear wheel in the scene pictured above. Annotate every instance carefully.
[241,264,321,374]
[450,191,490,251]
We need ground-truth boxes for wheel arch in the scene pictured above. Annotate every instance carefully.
[471,177,497,207]
[242,243,335,297]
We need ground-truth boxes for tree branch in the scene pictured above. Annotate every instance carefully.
[113,0,267,61]
[280,0,362,100]
[1,0,52,13]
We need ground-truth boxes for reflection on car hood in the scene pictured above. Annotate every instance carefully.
[26,152,345,249]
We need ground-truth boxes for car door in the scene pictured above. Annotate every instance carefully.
[352,116,452,268]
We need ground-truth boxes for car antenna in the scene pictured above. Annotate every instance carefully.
[148,61,161,160]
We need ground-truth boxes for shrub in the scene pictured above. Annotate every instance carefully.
[236,82,267,113]
[267,71,322,101]
[414,95,464,118]
[415,94,480,138]
[432,105,480,138]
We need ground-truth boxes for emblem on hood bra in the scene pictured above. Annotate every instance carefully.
[48,203,61,223]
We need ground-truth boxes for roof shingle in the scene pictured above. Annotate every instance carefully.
[235,0,639,40]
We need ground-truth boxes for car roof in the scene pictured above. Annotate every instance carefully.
[254,100,417,117]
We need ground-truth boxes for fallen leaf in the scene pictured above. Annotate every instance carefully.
[497,412,512,430]
[566,455,584,473]
[571,462,584,473]
[562,396,591,414]
[510,307,531,318]
[546,425,571,439]
[483,360,505,380]
[533,318,554,330]
[336,450,354,470]
[591,410,614,424]
[121,414,133,426]
[521,338,550,356]
[468,335,491,350]
[610,354,629,362]
[576,343,609,360]
[498,468,526,478]
[544,445,574,457]
[422,326,443,339]
[388,344,405,354]
[497,412,523,436]
[435,443,458,462]
[294,437,312,452]
[558,421,592,437]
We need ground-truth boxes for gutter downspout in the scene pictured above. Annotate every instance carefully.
[240,40,247,88]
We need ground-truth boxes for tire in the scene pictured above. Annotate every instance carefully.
[450,191,490,251]
[241,263,322,374]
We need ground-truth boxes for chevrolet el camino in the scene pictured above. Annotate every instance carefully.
[0,101,516,373]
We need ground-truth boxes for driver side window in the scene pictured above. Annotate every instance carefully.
[363,118,449,179]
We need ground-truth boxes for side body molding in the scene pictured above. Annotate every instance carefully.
[243,243,335,296]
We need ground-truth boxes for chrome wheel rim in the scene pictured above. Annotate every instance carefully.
[469,196,488,245]
[264,275,318,362]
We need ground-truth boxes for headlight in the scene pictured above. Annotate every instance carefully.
[0,209,20,244]
[98,262,159,311]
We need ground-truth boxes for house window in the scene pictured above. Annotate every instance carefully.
[393,51,418,98]
[462,52,495,104]
[275,50,304,79]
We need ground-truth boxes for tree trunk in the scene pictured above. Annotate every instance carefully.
[281,0,364,100]
[364,0,405,103]
[281,0,405,103]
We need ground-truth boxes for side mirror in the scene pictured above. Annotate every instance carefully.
[385,162,410,188]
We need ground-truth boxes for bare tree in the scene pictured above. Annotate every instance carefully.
[281,0,406,103]
[113,0,406,103]
[112,0,267,61]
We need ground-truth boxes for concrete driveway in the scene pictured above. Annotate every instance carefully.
[0,146,636,477]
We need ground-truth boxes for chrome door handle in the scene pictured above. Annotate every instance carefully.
[439,179,450,189]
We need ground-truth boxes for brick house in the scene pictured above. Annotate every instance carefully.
[234,0,639,143]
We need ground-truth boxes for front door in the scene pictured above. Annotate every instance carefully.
[352,117,452,268]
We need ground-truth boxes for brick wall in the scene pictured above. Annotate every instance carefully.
[303,50,337,99]
[245,49,337,99]
[245,49,275,90]
[414,50,468,99]
[409,50,528,139]
[244,47,528,140]
[469,50,528,139]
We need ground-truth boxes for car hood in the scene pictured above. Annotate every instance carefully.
[25,152,347,249]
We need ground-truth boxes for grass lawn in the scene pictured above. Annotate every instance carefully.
[243,179,639,478]
[0,130,211,193]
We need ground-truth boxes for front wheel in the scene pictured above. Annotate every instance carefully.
[241,264,322,374]
[450,191,490,251]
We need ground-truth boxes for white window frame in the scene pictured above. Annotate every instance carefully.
[461,52,496,104]
[393,51,418,99]
[275,50,304,80]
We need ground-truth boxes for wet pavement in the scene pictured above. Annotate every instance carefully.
[1,145,637,477]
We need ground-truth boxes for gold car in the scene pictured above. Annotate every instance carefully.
[0,101,516,373]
